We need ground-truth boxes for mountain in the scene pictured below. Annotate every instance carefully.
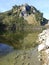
[0,4,48,49]
[0,4,48,26]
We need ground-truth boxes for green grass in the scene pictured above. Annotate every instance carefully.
[22,32,40,49]
[0,29,42,49]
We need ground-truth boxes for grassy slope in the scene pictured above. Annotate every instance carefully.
[23,32,39,49]
[0,5,44,49]
[0,28,42,49]
[24,14,38,25]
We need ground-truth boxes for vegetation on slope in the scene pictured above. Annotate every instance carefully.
[0,4,48,49]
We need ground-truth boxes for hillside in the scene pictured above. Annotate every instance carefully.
[24,14,38,25]
[0,4,48,49]
[0,4,45,24]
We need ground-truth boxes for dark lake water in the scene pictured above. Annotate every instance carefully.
[0,43,14,56]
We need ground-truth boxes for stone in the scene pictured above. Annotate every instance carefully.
[15,55,19,59]
[22,62,24,65]
[38,29,49,65]
[26,63,30,65]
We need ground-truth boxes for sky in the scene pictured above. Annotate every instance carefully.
[0,0,49,19]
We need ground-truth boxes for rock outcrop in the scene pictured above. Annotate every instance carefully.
[38,29,49,65]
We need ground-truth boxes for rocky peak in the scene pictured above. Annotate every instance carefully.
[19,4,37,17]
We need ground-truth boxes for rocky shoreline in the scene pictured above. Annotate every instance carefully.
[38,29,49,65]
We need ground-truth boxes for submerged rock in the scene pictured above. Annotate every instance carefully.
[0,47,40,65]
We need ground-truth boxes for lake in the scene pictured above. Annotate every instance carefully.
[0,43,14,56]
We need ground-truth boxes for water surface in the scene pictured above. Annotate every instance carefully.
[0,43,14,56]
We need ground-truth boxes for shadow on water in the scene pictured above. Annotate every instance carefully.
[0,43,14,57]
